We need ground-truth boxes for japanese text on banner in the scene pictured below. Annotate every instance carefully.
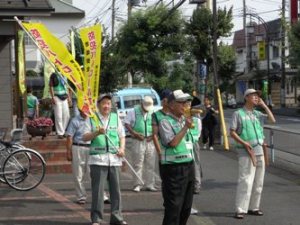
[79,24,102,113]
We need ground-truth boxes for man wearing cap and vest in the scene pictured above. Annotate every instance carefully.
[49,72,70,139]
[157,89,194,225]
[125,96,157,192]
[230,88,275,219]
[82,94,127,225]
[66,109,91,205]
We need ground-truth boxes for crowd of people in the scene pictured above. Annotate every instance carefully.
[26,83,275,225]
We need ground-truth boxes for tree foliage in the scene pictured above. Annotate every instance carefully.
[186,6,233,64]
[116,5,187,85]
[218,43,236,93]
[289,21,300,75]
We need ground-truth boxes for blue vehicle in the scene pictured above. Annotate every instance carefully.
[112,87,161,124]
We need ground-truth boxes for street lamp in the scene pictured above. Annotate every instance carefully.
[246,13,271,103]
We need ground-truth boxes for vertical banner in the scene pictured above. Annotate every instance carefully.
[290,0,299,24]
[79,24,102,114]
[21,22,93,115]
[42,60,54,99]
[18,30,26,95]
[257,41,266,61]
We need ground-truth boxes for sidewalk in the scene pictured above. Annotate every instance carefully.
[0,146,299,225]
[272,107,300,117]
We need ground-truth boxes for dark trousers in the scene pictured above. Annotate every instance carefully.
[202,124,215,147]
[160,162,195,225]
[90,165,123,224]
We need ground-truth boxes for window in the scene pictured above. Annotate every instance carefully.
[272,46,279,59]
[124,95,142,108]
[112,96,121,110]
[24,34,35,46]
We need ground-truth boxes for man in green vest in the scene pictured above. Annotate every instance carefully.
[26,87,39,120]
[82,94,127,225]
[125,96,157,192]
[49,72,70,139]
[230,88,276,219]
[157,89,194,225]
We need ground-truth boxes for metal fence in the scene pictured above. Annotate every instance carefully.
[264,125,300,165]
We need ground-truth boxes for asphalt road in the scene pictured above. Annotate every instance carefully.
[0,140,299,225]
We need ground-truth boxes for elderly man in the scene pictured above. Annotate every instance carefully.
[157,89,195,225]
[230,88,275,219]
[83,94,127,225]
[125,96,157,192]
[66,109,91,204]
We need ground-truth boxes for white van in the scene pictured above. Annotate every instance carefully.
[112,87,161,123]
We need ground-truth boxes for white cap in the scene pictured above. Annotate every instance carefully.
[168,90,192,103]
[142,96,154,112]
[244,88,260,98]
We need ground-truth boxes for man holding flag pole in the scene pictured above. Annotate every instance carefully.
[82,94,128,225]
[15,17,141,225]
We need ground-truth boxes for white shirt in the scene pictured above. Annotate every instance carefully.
[84,112,125,166]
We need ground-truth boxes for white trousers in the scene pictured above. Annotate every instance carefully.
[72,145,90,201]
[131,138,156,189]
[53,96,70,135]
[193,142,201,189]
[235,155,265,213]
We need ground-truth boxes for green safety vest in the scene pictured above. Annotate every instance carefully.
[132,105,153,137]
[27,94,36,109]
[190,117,200,143]
[160,115,194,165]
[53,75,67,96]
[236,109,264,148]
[89,112,120,155]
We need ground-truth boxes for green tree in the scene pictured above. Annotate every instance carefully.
[116,4,188,89]
[186,6,234,77]
[218,43,236,94]
[290,21,300,74]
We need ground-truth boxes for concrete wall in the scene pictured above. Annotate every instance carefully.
[0,40,13,130]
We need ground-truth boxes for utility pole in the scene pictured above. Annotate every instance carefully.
[243,0,249,74]
[111,0,116,40]
[212,0,229,150]
[212,0,219,89]
[128,0,132,18]
[280,0,286,107]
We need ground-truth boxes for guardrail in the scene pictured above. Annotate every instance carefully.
[264,125,300,164]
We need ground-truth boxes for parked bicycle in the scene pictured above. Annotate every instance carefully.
[0,128,46,191]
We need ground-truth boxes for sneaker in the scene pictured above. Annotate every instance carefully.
[191,208,198,215]
[104,195,110,204]
[203,144,207,150]
[209,146,214,151]
[145,187,158,192]
[76,199,86,205]
[133,186,141,192]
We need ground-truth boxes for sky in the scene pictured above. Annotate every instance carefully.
[72,0,288,44]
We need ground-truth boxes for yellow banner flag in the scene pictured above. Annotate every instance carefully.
[257,41,266,61]
[18,30,26,95]
[21,22,93,116]
[79,24,102,114]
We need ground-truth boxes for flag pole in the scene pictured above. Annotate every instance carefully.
[13,16,77,97]
[105,134,144,186]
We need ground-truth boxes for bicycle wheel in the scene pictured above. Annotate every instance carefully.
[0,148,14,183]
[3,149,46,191]
[0,146,28,183]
